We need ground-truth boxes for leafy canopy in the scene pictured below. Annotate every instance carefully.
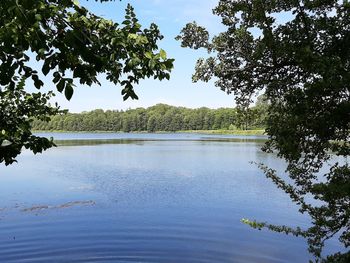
[0,0,174,165]
[177,0,350,261]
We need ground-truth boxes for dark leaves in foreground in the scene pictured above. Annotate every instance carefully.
[177,0,350,261]
[0,0,174,164]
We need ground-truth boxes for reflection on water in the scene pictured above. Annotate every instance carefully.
[56,139,147,146]
[0,133,342,262]
[55,137,267,147]
[47,132,267,147]
[21,200,96,212]
[36,131,267,142]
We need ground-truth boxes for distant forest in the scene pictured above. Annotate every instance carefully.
[32,98,268,132]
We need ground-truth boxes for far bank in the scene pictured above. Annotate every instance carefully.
[32,129,265,136]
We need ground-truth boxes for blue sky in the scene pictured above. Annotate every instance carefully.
[47,0,236,112]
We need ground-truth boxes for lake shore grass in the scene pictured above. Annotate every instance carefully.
[32,129,266,136]
[178,129,266,135]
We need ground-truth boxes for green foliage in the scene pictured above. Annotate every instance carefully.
[178,0,350,261]
[1,0,174,100]
[0,0,174,164]
[0,77,62,165]
[32,103,266,133]
[228,124,236,131]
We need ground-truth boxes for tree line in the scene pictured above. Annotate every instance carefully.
[32,101,267,132]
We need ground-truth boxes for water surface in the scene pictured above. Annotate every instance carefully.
[0,133,342,262]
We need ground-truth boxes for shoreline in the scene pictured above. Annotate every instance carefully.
[32,129,266,136]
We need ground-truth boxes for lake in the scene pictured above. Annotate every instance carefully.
[0,133,342,262]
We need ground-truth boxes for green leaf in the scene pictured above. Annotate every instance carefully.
[145,52,153,59]
[34,79,44,89]
[148,60,156,69]
[64,84,74,100]
[139,36,148,44]
[160,49,167,60]
[38,48,46,56]
[57,79,65,93]
[128,33,138,40]
[42,61,50,76]
[35,14,42,21]
[53,74,60,84]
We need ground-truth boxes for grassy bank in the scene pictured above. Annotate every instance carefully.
[179,129,265,135]
[33,130,120,133]
[33,129,266,136]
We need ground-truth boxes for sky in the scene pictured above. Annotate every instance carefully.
[44,0,236,113]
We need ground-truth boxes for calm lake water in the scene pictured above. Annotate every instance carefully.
[0,133,342,262]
